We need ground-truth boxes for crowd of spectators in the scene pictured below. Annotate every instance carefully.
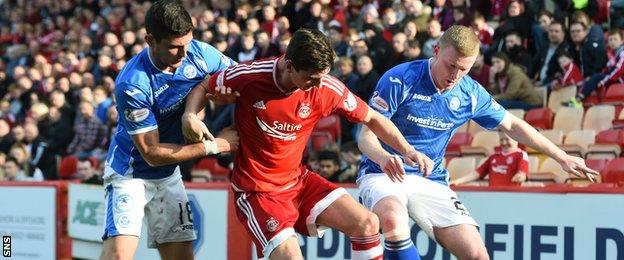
[0,0,621,184]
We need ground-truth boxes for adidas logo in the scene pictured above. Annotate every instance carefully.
[253,100,266,109]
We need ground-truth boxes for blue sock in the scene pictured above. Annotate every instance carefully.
[384,238,420,260]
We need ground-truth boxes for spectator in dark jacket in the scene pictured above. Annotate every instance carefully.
[569,21,607,77]
[531,21,571,86]
[355,55,379,102]
[23,122,57,180]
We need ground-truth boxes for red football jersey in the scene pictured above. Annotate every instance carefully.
[476,148,529,186]
[207,58,369,192]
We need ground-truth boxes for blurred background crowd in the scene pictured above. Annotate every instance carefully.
[0,0,622,186]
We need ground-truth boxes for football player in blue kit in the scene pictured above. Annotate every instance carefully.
[356,25,599,260]
[99,1,237,259]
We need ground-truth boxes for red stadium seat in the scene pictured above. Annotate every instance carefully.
[59,156,79,179]
[524,108,553,130]
[310,131,335,152]
[585,159,609,174]
[602,84,624,104]
[195,157,230,181]
[314,115,341,144]
[603,158,624,186]
[446,132,473,156]
[587,129,624,159]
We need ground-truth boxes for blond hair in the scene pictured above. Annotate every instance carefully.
[438,25,480,57]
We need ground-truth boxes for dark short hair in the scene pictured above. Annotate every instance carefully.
[145,0,193,42]
[318,150,340,166]
[285,28,335,71]
[549,20,565,31]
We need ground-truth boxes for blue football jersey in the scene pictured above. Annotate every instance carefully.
[105,40,235,179]
[357,59,507,185]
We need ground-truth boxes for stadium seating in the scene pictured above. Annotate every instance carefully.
[582,105,615,132]
[586,129,624,159]
[540,129,564,145]
[553,107,584,135]
[313,115,341,144]
[524,108,553,130]
[612,107,624,129]
[447,157,477,184]
[460,131,500,161]
[535,157,570,184]
[446,132,473,156]
[602,83,624,104]
[535,86,548,108]
[585,159,609,174]
[561,130,596,157]
[310,131,335,152]
[528,155,541,174]
[58,156,79,179]
[548,86,577,111]
[507,109,525,119]
[467,120,487,136]
[524,129,562,154]
[194,157,230,182]
[602,158,624,186]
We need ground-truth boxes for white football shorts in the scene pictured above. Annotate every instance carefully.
[102,166,196,248]
[358,173,477,240]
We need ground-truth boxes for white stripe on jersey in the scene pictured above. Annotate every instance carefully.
[225,60,274,79]
[227,68,274,80]
[321,76,345,96]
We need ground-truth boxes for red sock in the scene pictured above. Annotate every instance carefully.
[350,234,383,260]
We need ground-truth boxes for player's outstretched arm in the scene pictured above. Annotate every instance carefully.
[359,109,433,182]
[131,128,238,167]
[498,112,599,182]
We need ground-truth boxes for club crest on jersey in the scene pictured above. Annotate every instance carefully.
[370,91,389,112]
[266,217,279,232]
[183,65,197,79]
[298,103,311,118]
[124,108,149,122]
[449,96,460,111]
[344,92,357,111]
[506,156,513,164]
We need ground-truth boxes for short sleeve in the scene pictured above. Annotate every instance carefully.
[368,69,407,118]
[322,76,369,123]
[196,41,237,73]
[471,84,507,130]
[115,83,157,135]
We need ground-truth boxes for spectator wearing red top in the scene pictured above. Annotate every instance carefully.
[551,51,584,91]
[451,132,528,186]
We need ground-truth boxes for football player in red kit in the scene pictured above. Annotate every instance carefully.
[182,28,432,260]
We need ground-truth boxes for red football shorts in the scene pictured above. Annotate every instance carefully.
[233,170,348,258]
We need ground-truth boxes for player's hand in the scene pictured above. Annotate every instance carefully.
[403,150,434,177]
[559,155,600,183]
[380,154,406,182]
[215,126,239,153]
[511,172,527,183]
[207,85,240,105]
[182,113,214,142]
